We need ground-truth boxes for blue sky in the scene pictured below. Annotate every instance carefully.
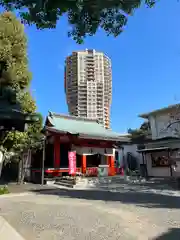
[24,0,180,133]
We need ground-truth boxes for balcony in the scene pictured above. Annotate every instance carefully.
[86,69,94,73]
[78,85,87,89]
[86,55,94,59]
[78,98,87,102]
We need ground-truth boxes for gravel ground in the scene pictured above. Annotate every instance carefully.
[0,194,138,240]
[0,185,180,240]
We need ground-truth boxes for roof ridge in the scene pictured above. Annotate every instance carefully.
[49,112,99,123]
[139,103,180,118]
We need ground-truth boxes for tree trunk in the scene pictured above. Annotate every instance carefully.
[0,150,4,179]
[21,151,30,183]
[17,156,23,184]
[18,150,31,184]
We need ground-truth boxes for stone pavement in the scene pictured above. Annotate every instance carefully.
[0,216,25,240]
[0,185,180,240]
[3,182,59,193]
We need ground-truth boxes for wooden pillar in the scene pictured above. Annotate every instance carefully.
[168,150,173,177]
[107,156,110,175]
[108,155,115,176]
[143,153,148,179]
[110,155,115,176]
[82,155,87,174]
[54,136,60,168]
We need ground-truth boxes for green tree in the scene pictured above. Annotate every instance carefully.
[0,1,156,43]
[0,12,32,89]
[0,12,42,160]
[128,121,150,140]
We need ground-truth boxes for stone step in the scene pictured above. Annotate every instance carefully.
[55,181,74,188]
[56,178,76,184]
[55,178,77,188]
[55,176,131,189]
[62,179,75,183]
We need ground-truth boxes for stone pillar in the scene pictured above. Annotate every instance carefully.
[54,136,60,168]
[82,155,86,174]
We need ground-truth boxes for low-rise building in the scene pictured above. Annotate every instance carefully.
[138,104,180,177]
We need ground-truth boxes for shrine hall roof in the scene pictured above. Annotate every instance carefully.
[45,112,130,143]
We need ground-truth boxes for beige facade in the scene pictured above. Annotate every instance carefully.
[64,49,112,129]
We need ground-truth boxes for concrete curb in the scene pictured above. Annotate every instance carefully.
[0,216,25,239]
[0,192,35,199]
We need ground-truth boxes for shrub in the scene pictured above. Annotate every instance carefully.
[0,185,9,195]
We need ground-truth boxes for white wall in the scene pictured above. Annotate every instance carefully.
[117,144,171,177]
[140,106,180,176]
[149,115,157,139]
[117,144,143,167]
[148,109,180,140]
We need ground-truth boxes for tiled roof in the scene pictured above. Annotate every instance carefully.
[139,103,180,119]
[45,112,130,142]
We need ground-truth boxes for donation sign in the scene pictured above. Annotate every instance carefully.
[68,151,76,175]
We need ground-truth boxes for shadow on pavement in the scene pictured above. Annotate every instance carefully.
[31,187,180,209]
[124,178,177,191]
[153,228,180,240]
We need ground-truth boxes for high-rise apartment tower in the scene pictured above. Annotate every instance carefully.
[64,49,112,129]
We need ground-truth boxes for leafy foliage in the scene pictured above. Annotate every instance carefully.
[0,12,31,89]
[17,91,36,113]
[128,121,150,140]
[0,0,157,43]
[0,12,43,161]
[3,112,43,154]
[0,185,9,194]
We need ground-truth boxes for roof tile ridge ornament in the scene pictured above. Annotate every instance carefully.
[49,112,98,123]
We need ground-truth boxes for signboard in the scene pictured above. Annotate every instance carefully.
[72,145,113,156]
[68,151,76,175]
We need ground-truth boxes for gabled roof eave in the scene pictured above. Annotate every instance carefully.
[45,126,130,143]
[138,103,180,119]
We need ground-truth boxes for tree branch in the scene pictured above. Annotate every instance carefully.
[166,120,180,129]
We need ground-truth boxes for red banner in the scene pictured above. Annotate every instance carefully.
[68,151,76,175]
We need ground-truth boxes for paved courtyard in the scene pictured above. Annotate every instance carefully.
[0,182,180,240]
